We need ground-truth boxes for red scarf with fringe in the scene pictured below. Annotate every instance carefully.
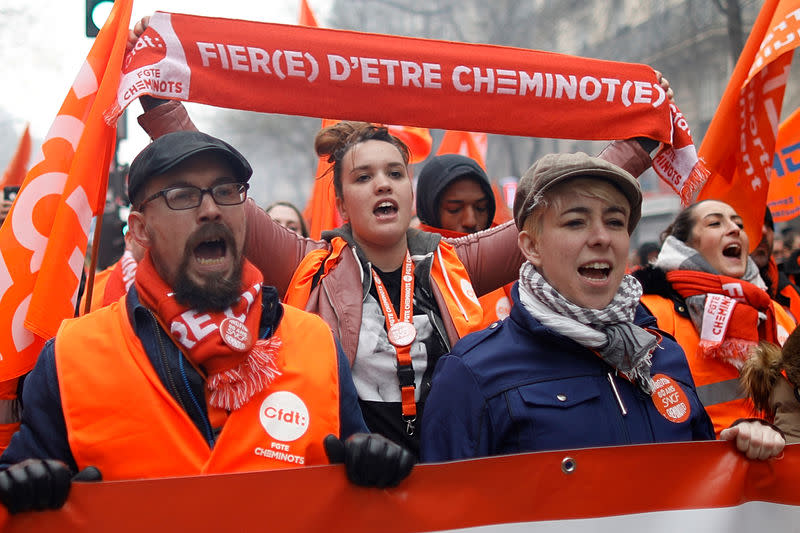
[135,254,281,411]
[667,270,778,367]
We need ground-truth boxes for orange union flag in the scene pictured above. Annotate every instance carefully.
[0,124,32,190]
[0,0,132,380]
[768,107,800,222]
[698,0,800,248]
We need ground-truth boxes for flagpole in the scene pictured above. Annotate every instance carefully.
[82,212,105,315]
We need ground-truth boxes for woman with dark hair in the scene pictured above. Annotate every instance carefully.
[634,200,796,435]
[265,201,309,238]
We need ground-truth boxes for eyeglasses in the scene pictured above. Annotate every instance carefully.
[138,182,249,211]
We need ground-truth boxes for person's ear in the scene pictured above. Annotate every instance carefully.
[335,195,349,222]
[127,211,152,250]
[517,229,542,268]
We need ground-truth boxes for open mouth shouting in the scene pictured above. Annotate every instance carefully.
[186,223,236,274]
[722,243,742,259]
[578,261,612,282]
[374,199,399,220]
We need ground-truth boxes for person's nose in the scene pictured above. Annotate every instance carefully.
[724,218,741,235]
[588,223,611,247]
[461,207,478,232]
[374,172,393,194]
[197,190,222,221]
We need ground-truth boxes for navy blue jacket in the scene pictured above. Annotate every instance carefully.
[1,286,367,473]
[421,284,714,462]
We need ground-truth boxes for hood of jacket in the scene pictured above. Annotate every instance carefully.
[415,154,495,229]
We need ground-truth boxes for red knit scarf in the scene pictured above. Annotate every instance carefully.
[667,270,778,367]
[102,250,138,307]
[135,254,281,410]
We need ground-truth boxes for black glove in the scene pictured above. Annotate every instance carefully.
[324,433,415,488]
[0,459,101,514]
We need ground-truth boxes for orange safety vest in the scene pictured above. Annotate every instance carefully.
[641,293,795,436]
[56,300,340,481]
[285,237,484,340]
[477,285,513,329]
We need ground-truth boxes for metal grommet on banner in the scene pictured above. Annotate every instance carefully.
[561,456,576,474]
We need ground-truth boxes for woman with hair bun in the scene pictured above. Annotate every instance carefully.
[244,120,524,455]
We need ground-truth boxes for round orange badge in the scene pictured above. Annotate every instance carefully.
[219,318,253,352]
[650,374,691,423]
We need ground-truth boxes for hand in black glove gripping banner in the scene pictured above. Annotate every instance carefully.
[0,459,101,514]
[324,433,415,488]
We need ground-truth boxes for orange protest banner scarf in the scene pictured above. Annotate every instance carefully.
[4,441,800,532]
[110,11,701,202]
[0,0,132,380]
[698,0,800,249]
[0,124,32,189]
[768,107,800,223]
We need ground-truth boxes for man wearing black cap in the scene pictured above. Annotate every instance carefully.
[0,131,413,515]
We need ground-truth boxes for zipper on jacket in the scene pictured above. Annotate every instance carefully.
[607,372,628,416]
[147,310,215,447]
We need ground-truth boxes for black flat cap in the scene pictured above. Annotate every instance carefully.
[128,131,252,204]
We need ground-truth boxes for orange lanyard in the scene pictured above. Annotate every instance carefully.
[371,251,418,435]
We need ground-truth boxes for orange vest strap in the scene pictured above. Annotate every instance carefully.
[430,242,484,338]
[284,238,348,309]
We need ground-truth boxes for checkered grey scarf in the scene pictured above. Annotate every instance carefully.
[518,261,657,393]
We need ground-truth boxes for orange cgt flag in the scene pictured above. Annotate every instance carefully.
[0,0,132,380]
[0,124,32,190]
[697,0,800,250]
[436,130,488,170]
[298,0,319,27]
[767,107,800,223]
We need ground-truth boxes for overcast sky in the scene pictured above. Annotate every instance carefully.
[0,0,331,166]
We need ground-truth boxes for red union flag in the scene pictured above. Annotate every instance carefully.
[0,0,132,380]
[698,0,800,248]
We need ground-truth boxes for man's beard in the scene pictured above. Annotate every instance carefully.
[172,223,244,312]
